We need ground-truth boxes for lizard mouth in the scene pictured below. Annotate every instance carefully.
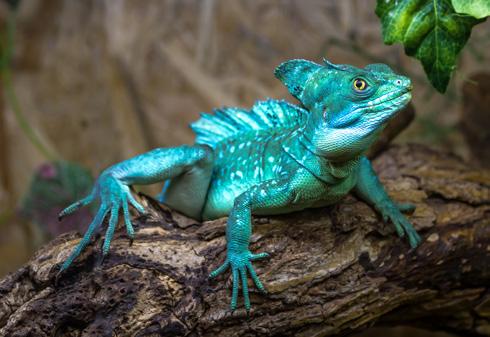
[332,88,411,128]
[365,89,411,111]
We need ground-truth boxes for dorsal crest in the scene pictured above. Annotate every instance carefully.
[191,99,308,149]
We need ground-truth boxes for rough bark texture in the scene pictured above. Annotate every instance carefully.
[0,144,489,337]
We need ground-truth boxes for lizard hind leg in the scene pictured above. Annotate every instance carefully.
[159,146,214,219]
[58,144,214,272]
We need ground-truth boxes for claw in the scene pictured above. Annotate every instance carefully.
[97,252,107,268]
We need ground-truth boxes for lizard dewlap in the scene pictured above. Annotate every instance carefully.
[59,58,421,312]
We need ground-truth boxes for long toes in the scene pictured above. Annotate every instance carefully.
[127,192,145,214]
[230,268,239,311]
[393,222,405,238]
[102,204,120,255]
[399,220,420,247]
[59,201,81,220]
[250,252,270,261]
[61,204,109,272]
[246,262,266,293]
[59,190,96,221]
[408,230,422,248]
[209,260,229,279]
[240,267,250,311]
[122,195,135,239]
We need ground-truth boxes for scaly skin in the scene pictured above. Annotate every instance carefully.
[59,59,422,312]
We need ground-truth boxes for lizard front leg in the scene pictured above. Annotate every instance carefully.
[354,156,421,248]
[209,178,294,312]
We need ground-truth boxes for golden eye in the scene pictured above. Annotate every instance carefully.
[353,78,367,91]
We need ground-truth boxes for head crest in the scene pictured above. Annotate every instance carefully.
[364,63,395,74]
[322,58,346,71]
[274,59,322,102]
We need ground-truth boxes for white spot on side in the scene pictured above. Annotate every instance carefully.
[268,156,275,163]
[236,171,243,179]
[230,146,235,153]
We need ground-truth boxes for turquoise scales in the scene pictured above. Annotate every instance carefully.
[58,58,422,312]
[191,99,309,219]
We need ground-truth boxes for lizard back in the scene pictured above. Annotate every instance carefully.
[190,99,308,218]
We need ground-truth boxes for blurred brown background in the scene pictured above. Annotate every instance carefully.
[0,0,489,280]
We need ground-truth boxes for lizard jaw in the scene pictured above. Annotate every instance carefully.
[331,88,411,129]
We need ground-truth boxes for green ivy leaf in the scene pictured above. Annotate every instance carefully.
[376,0,483,93]
[452,0,490,19]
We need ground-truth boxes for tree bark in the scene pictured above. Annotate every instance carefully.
[0,144,489,337]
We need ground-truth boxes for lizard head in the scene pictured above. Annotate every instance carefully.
[275,59,412,161]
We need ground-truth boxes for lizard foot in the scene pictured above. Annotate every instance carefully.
[209,250,269,312]
[58,172,143,272]
[382,204,421,248]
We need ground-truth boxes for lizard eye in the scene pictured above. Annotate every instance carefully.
[353,78,367,91]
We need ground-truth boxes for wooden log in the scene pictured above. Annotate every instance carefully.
[0,144,489,337]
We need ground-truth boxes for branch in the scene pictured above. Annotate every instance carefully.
[1,144,489,337]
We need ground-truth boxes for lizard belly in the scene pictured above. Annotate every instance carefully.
[255,166,358,215]
[202,161,358,220]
